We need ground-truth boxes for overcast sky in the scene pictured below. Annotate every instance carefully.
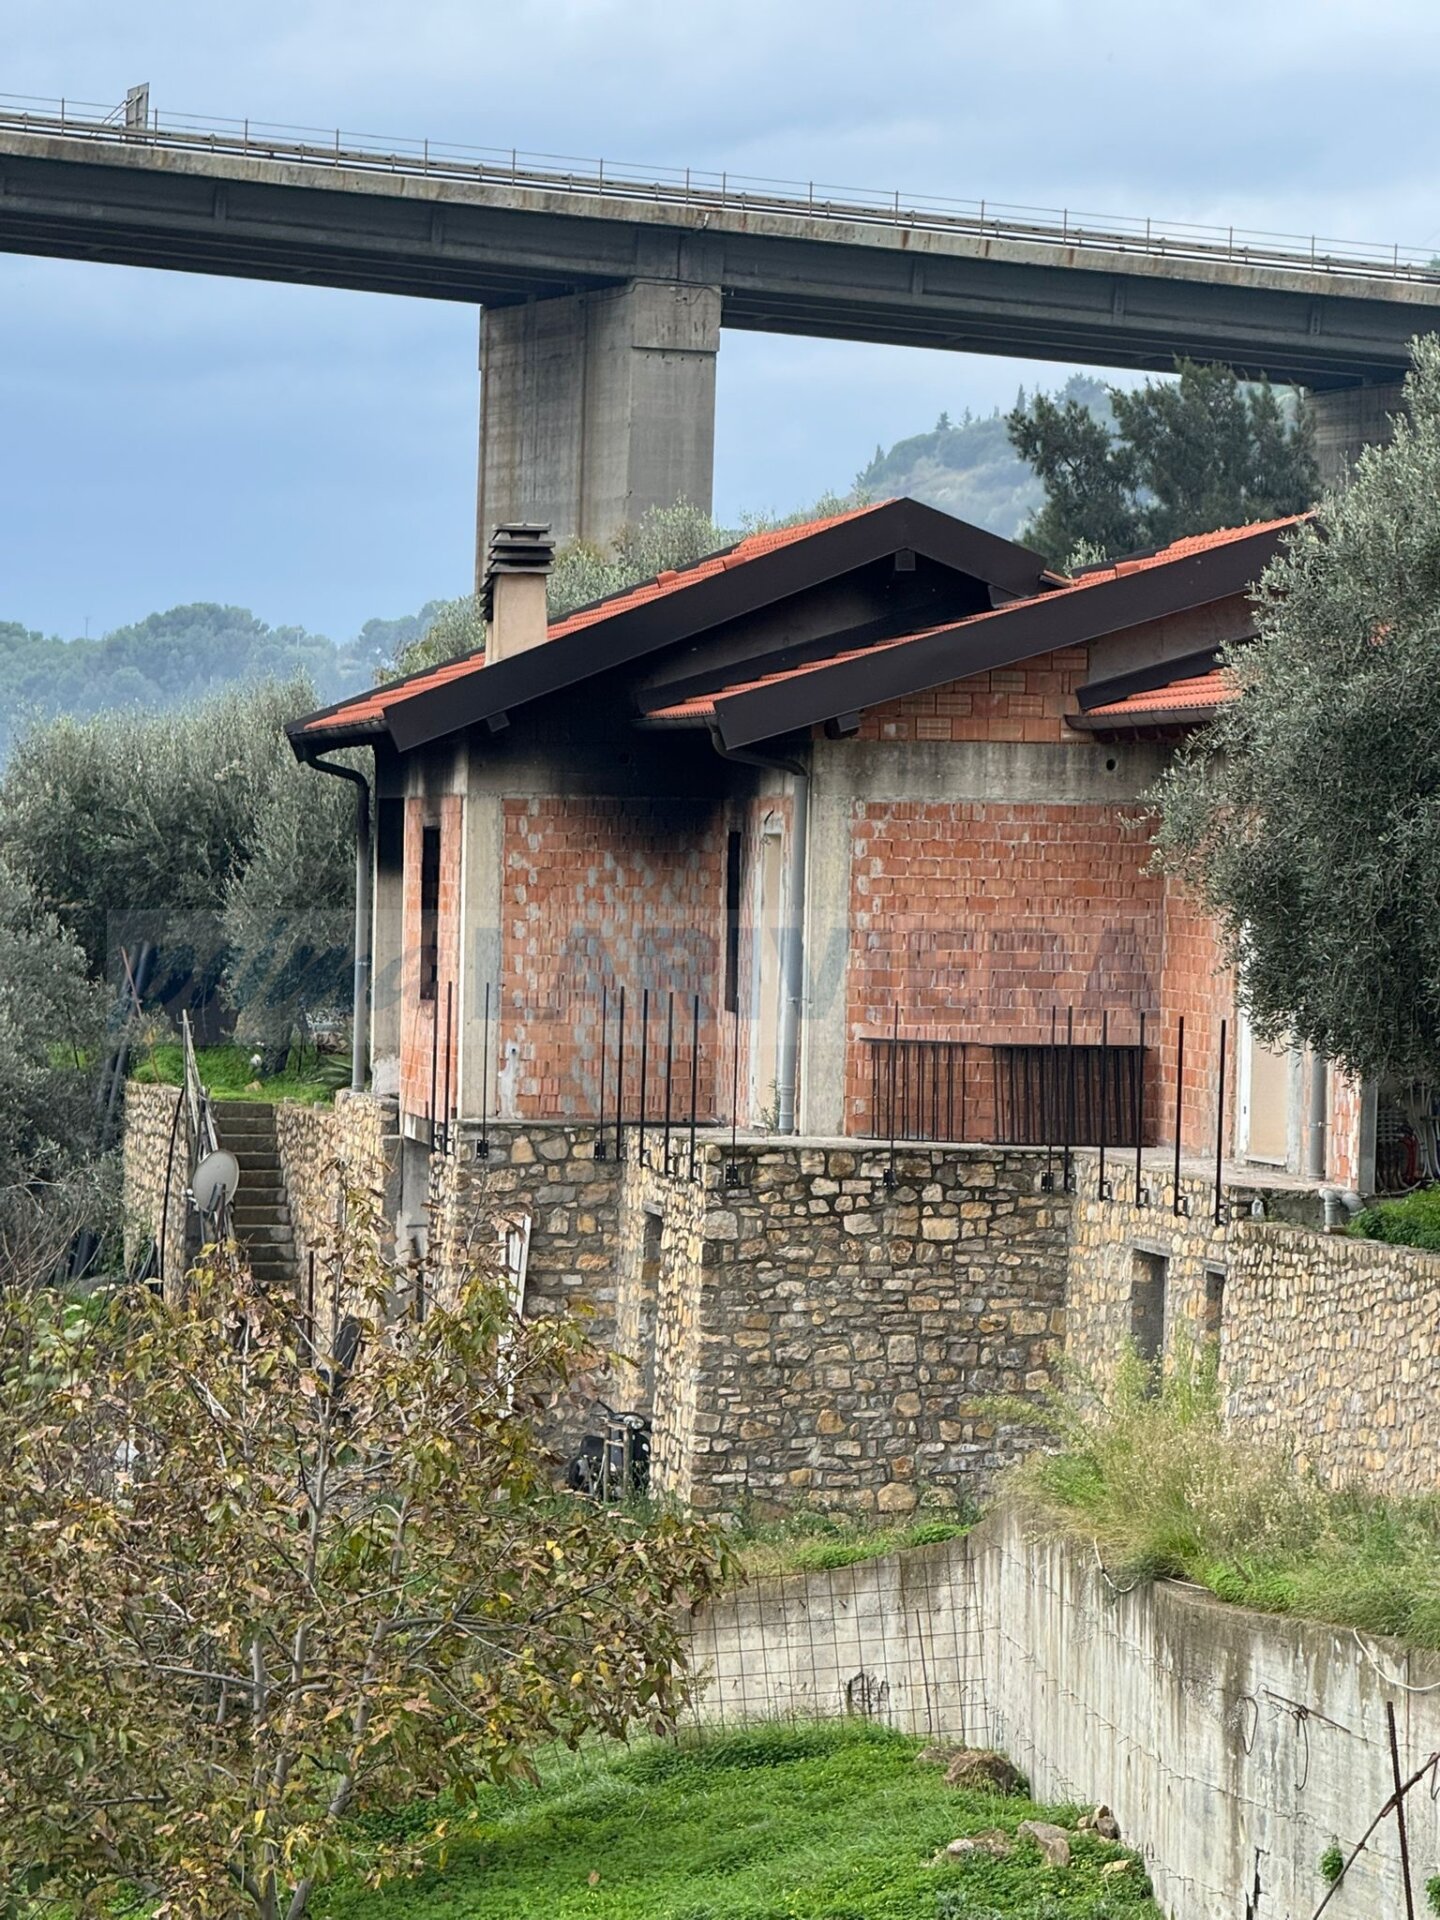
[5,0,1440,641]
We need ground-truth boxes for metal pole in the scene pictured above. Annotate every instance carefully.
[725,1007,741,1186]
[1387,1700,1418,1920]
[637,987,650,1168]
[596,983,608,1159]
[662,991,675,1174]
[1063,1006,1075,1191]
[1043,1006,1057,1190]
[1173,1015,1188,1215]
[476,983,491,1160]
[428,988,440,1148]
[614,986,626,1162]
[1098,1008,1110,1199]
[1214,1017,1228,1226]
[441,980,454,1156]
[688,992,700,1181]
[885,1002,900,1189]
[1135,1008,1147,1204]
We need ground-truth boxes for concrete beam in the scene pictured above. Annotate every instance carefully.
[1310,379,1408,489]
[476,280,720,561]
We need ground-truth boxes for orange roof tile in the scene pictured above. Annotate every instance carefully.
[1084,667,1237,719]
[298,502,888,739]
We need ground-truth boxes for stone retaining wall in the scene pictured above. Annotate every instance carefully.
[633,1138,1069,1516]
[273,1091,394,1284]
[121,1081,187,1282]
[1063,1152,1440,1494]
[1224,1219,1440,1492]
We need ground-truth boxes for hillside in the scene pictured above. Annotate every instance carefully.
[855,374,1111,539]
[1,375,1114,759]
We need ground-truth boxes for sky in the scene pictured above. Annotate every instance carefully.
[6,0,1440,642]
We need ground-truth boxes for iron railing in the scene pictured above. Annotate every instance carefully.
[2,92,1438,285]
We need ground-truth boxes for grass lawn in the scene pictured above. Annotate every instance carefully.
[730,1507,976,1581]
[130,1041,348,1107]
[320,1721,1158,1919]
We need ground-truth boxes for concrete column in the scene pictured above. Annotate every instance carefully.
[457,755,503,1123]
[1310,379,1407,490]
[369,794,405,1099]
[475,279,721,574]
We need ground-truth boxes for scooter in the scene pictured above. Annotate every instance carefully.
[565,1402,652,1499]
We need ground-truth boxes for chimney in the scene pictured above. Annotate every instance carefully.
[483,523,554,664]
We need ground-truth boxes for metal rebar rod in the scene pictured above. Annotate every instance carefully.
[614,986,626,1162]
[1214,1016,1228,1226]
[1135,1008,1146,1203]
[688,992,700,1181]
[886,1002,900,1188]
[1387,1700,1418,1920]
[662,991,675,1173]
[726,1005,741,1185]
[959,1041,967,1142]
[1063,1007,1075,1191]
[1098,1008,1109,1198]
[428,990,440,1148]
[441,980,454,1155]
[638,987,650,1168]
[1173,1014,1187,1215]
[596,983,608,1159]
[477,982,491,1159]
[1044,1007,1057,1188]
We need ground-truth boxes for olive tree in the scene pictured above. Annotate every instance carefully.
[1155,336,1440,1083]
[1,1199,725,1918]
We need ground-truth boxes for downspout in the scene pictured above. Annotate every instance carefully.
[305,754,372,1094]
[711,734,810,1134]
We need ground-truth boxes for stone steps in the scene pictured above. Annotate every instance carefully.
[214,1103,297,1292]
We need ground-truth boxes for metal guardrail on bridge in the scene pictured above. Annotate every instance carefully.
[3,90,1438,287]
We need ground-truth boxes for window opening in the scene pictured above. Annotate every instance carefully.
[419,823,441,1002]
[1130,1249,1168,1370]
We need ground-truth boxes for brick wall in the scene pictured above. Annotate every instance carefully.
[1157,878,1234,1158]
[855,647,1090,745]
[499,796,728,1121]
[846,801,1163,1136]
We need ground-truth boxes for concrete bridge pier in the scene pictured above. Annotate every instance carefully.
[1310,378,1408,489]
[475,278,722,577]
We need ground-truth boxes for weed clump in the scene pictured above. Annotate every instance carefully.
[1004,1345,1440,1646]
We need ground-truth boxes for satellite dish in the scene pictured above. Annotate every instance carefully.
[192,1150,240,1215]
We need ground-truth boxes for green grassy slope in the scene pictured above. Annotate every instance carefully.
[323,1721,1157,1919]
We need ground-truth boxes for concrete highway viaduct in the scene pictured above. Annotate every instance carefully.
[3,98,1439,568]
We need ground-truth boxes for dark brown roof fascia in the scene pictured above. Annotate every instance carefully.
[1067,707,1221,738]
[382,500,1053,754]
[711,522,1290,751]
[1075,644,1228,712]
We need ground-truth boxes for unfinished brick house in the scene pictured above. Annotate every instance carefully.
[283,498,1371,1514]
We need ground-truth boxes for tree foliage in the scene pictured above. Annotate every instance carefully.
[1,1203,725,1918]
[389,493,877,680]
[1154,338,1437,1084]
[0,857,108,1277]
[0,681,353,1054]
[1008,359,1317,566]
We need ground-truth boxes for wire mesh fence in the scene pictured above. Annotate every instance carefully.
[683,1542,995,1746]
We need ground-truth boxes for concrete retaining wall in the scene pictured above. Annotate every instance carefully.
[687,1507,1440,1920]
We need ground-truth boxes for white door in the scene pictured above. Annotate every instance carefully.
[1237,1017,1294,1166]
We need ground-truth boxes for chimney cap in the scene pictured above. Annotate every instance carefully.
[483,522,554,620]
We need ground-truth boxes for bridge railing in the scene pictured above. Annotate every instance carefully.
[2,89,1437,287]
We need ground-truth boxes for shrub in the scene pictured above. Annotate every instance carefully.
[1349,1185,1440,1252]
